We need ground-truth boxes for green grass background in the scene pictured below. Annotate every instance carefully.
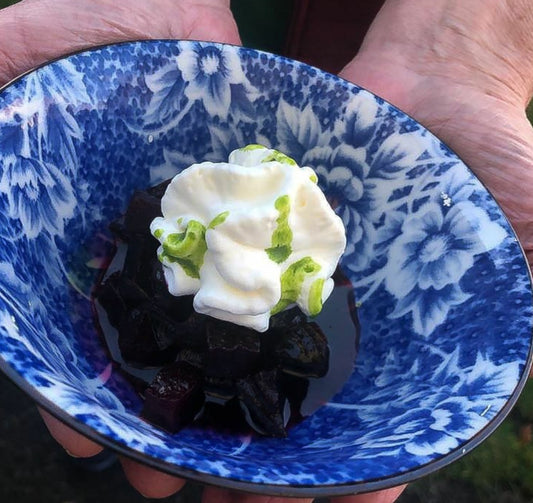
[1,0,533,501]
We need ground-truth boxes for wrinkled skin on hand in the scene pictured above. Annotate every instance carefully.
[0,0,240,85]
[340,0,533,266]
[4,0,533,501]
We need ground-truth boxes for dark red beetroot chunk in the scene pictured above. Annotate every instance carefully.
[94,272,150,326]
[116,275,150,306]
[148,306,206,352]
[150,264,195,322]
[272,322,330,378]
[176,348,206,370]
[93,272,128,327]
[123,190,163,236]
[236,368,287,437]
[145,178,172,199]
[204,375,237,401]
[118,306,179,366]
[196,398,249,433]
[141,361,204,433]
[169,311,208,348]
[121,235,159,292]
[279,372,310,425]
[108,216,129,241]
[268,306,308,329]
[205,320,261,379]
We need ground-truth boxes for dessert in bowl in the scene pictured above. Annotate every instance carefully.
[0,40,531,497]
[94,144,350,438]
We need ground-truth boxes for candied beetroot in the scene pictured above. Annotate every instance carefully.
[93,272,128,327]
[268,306,308,329]
[148,306,206,351]
[146,178,171,199]
[196,399,249,432]
[150,264,195,322]
[169,312,207,349]
[141,362,204,433]
[118,306,178,366]
[205,320,261,378]
[271,322,329,378]
[124,190,163,237]
[176,348,206,370]
[280,373,310,425]
[237,369,287,437]
[121,234,159,292]
[204,375,237,401]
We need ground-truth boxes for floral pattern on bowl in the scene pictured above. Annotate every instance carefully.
[0,40,531,496]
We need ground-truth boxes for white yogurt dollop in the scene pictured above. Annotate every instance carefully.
[150,145,346,332]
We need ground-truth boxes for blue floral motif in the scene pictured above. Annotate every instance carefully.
[0,41,531,496]
[318,350,520,463]
[207,123,269,163]
[177,43,250,118]
[143,65,186,125]
[1,156,76,238]
[0,261,33,320]
[304,144,376,271]
[381,201,506,335]
[0,59,91,239]
[275,99,325,161]
[137,42,259,138]
[334,91,379,148]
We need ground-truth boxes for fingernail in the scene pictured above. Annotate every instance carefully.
[65,449,81,458]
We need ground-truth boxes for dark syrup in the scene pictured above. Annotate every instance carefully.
[93,247,360,434]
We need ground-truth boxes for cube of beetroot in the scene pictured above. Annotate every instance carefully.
[272,322,329,378]
[116,275,149,307]
[205,320,261,378]
[176,348,206,370]
[237,369,287,437]
[117,306,178,366]
[121,235,159,291]
[93,272,127,327]
[123,190,163,236]
[204,375,237,401]
[108,216,128,242]
[150,263,195,322]
[146,178,171,199]
[172,311,208,348]
[269,306,308,329]
[279,373,310,426]
[141,362,204,433]
[149,307,207,350]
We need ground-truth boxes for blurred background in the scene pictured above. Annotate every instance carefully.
[1,0,533,501]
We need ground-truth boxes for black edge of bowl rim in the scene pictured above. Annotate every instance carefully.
[0,39,532,498]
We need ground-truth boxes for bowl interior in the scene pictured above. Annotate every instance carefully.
[0,40,531,495]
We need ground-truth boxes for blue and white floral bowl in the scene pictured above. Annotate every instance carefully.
[0,40,532,497]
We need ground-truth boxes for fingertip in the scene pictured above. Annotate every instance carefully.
[38,407,104,457]
[333,485,408,503]
[120,456,186,498]
[202,486,313,503]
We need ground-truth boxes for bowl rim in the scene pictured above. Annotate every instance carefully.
[0,38,532,497]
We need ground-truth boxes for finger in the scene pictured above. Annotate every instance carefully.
[0,0,241,87]
[333,485,407,503]
[179,0,241,46]
[38,407,104,457]
[202,486,313,503]
[120,456,186,499]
